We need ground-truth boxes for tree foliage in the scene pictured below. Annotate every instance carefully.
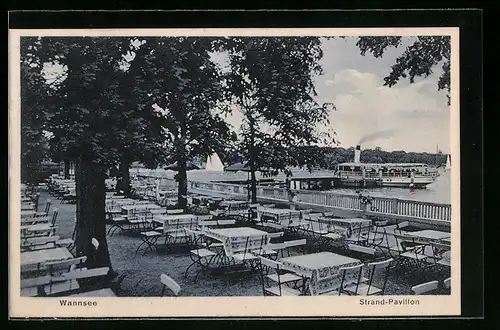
[356,36,451,104]
[20,38,51,184]
[133,37,233,208]
[223,37,335,201]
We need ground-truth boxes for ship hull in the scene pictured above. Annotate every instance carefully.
[337,176,434,189]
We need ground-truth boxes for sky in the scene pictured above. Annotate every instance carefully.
[40,36,451,154]
[218,37,451,154]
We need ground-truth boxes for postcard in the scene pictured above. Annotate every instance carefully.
[9,26,460,318]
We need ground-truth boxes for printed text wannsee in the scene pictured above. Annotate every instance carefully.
[60,300,98,307]
[359,298,420,306]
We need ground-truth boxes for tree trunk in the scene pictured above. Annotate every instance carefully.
[248,115,258,203]
[120,159,131,197]
[250,167,257,204]
[176,138,188,210]
[63,159,70,179]
[75,154,113,271]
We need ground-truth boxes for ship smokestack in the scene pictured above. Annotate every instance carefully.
[354,145,361,163]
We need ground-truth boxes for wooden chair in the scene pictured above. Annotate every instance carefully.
[411,280,439,295]
[266,231,284,243]
[160,273,181,296]
[393,233,430,270]
[347,244,377,262]
[166,209,184,215]
[35,198,51,217]
[258,257,302,296]
[184,228,216,282]
[283,239,307,256]
[319,264,364,296]
[107,213,128,236]
[344,258,393,296]
[443,277,451,289]
[232,236,265,265]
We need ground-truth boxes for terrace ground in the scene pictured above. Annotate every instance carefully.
[39,190,447,297]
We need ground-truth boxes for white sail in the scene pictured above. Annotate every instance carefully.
[446,154,451,169]
[205,153,224,172]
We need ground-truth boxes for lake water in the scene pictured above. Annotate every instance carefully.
[137,168,452,205]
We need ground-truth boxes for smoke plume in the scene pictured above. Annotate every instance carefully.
[358,129,396,145]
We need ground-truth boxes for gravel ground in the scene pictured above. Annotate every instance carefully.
[37,190,448,297]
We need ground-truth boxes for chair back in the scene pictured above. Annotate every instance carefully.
[199,220,218,229]
[284,239,306,248]
[411,280,439,295]
[60,267,110,281]
[160,273,181,296]
[167,209,184,215]
[45,256,87,275]
[217,219,236,227]
[267,231,284,240]
[44,199,52,215]
[259,256,281,270]
[348,244,376,257]
[364,258,393,295]
[337,264,364,295]
[197,215,213,222]
[22,235,61,248]
[51,209,59,227]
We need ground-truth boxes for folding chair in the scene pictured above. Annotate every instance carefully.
[319,264,364,296]
[345,222,371,246]
[391,233,429,271]
[411,280,439,295]
[343,258,393,296]
[282,239,307,257]
[231,236,266,271]
[160,273,182,296]
[347,244,377,262]
[35,199,51,217]
[258,257,302,296]
[184,228,216,282]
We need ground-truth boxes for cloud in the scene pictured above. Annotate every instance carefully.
[319,68,449,153]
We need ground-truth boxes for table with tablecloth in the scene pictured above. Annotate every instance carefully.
[152,214,198,233]
[21,247,73,267]
[204,227,268,256]
[321,217,372,236]
[281,252,362,295]
[258,207,302,227]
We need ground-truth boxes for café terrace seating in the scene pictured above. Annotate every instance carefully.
[19,176,452,298]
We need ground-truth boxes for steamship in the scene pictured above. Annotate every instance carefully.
[335,145,437,189]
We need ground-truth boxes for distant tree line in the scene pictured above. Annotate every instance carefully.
[223,146,447,170]
[313,147,448,170]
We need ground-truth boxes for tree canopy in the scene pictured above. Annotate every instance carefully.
[356,36,451,104]
[223,37,335,201]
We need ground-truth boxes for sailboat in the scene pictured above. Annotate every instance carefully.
[445,154,451,171]
[204,152,224,172]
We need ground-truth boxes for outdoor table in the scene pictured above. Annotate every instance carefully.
[321,217,372,236]
[258,207,301,226]
[281,252,362,295]
[406,230,451,243]
[21,247,73,266]
[21,203,34,211]
[68,288,116,297]
[204,227,268,256]
[153,214,198,233]
[122,204,162,217]
[20,223,53,232]
[21,210,36,218]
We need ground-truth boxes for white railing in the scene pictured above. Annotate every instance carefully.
[142,176,452,222]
